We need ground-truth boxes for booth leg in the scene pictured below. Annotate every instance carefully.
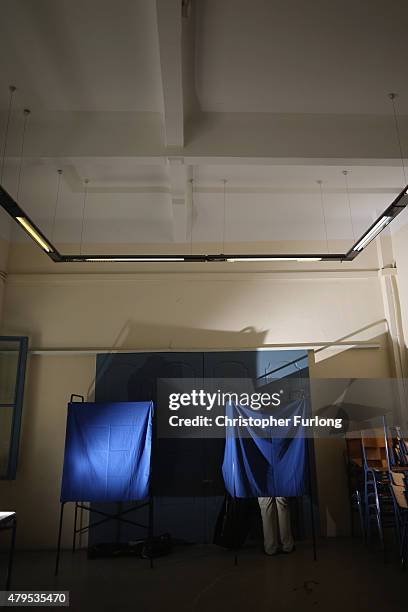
[307,439,317,562]
[400,523,407,570]
[148,495,154,569]
[72,503,78,553]
[55,503,65,576]
[5,517,16,590]
[233,496,238,567]
[309,492,317,562]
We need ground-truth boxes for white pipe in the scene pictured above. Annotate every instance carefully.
[29,343,381,356]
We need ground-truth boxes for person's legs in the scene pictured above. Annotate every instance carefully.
[276,496,294,552]
[258,497,279,554]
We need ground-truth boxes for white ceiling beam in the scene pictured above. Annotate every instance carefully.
[5,109,408,160]
[155,0,184,149]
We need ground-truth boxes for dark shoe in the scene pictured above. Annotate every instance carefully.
[282,546,296,554]
[264,548,279,556]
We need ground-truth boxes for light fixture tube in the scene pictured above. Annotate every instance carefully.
[84,257,185,262]
[352,216,392,252]
[297,257,323,261]
[226,257,322,263]
[15,217,53,253]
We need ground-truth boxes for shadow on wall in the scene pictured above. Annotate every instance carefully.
[84,318,391,396]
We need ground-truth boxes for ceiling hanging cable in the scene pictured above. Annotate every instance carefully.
[222,179,227,254]
[343,170,356,242]
[51,169,63,242]
[190,177,194,255]
[388,93,407,185]
[16,109,30,202]
[1,85,17,185]
[79,178,89,255]
[12,106,57,257]
[317,180,329,252]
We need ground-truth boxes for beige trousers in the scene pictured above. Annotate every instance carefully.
[258,497,294,554]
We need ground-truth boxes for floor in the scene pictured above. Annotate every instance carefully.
[1,538,405,612]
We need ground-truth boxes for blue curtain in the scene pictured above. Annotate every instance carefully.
[61,401,153,502]
[222,399,307,498]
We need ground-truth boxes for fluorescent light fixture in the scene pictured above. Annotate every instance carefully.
[84,257,185,262]
[1,182,406,265]
[15,217,53,253]
[226,257,322,263]
[352,216,392,252]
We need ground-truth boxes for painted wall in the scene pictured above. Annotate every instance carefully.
[0,240,8,324]
[0,207,11,323]
[0,219,10,314]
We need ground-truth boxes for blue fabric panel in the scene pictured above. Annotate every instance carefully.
[222,399,307,498]
[61,401,153,502]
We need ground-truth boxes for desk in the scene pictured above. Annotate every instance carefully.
[0,512,16,590]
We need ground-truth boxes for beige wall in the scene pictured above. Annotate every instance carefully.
[1,271,388,351]
[0,238,9,324]
[0,355,95,549]
[0,244,395,547]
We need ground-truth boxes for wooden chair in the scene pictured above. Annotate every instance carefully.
[360,429,394,552]
[389,472,408,568]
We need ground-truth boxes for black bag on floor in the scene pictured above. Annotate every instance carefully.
[87,534,172,559]
[213,494,253,549]
[141,533,173,558]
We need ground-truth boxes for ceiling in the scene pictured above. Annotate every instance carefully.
[0,0,407,253]
[0,158,404,248]
[1,0,408,115]
[0,0,163,112]
[196,0,408,114]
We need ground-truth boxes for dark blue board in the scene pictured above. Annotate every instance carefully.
[92,350,312,544]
